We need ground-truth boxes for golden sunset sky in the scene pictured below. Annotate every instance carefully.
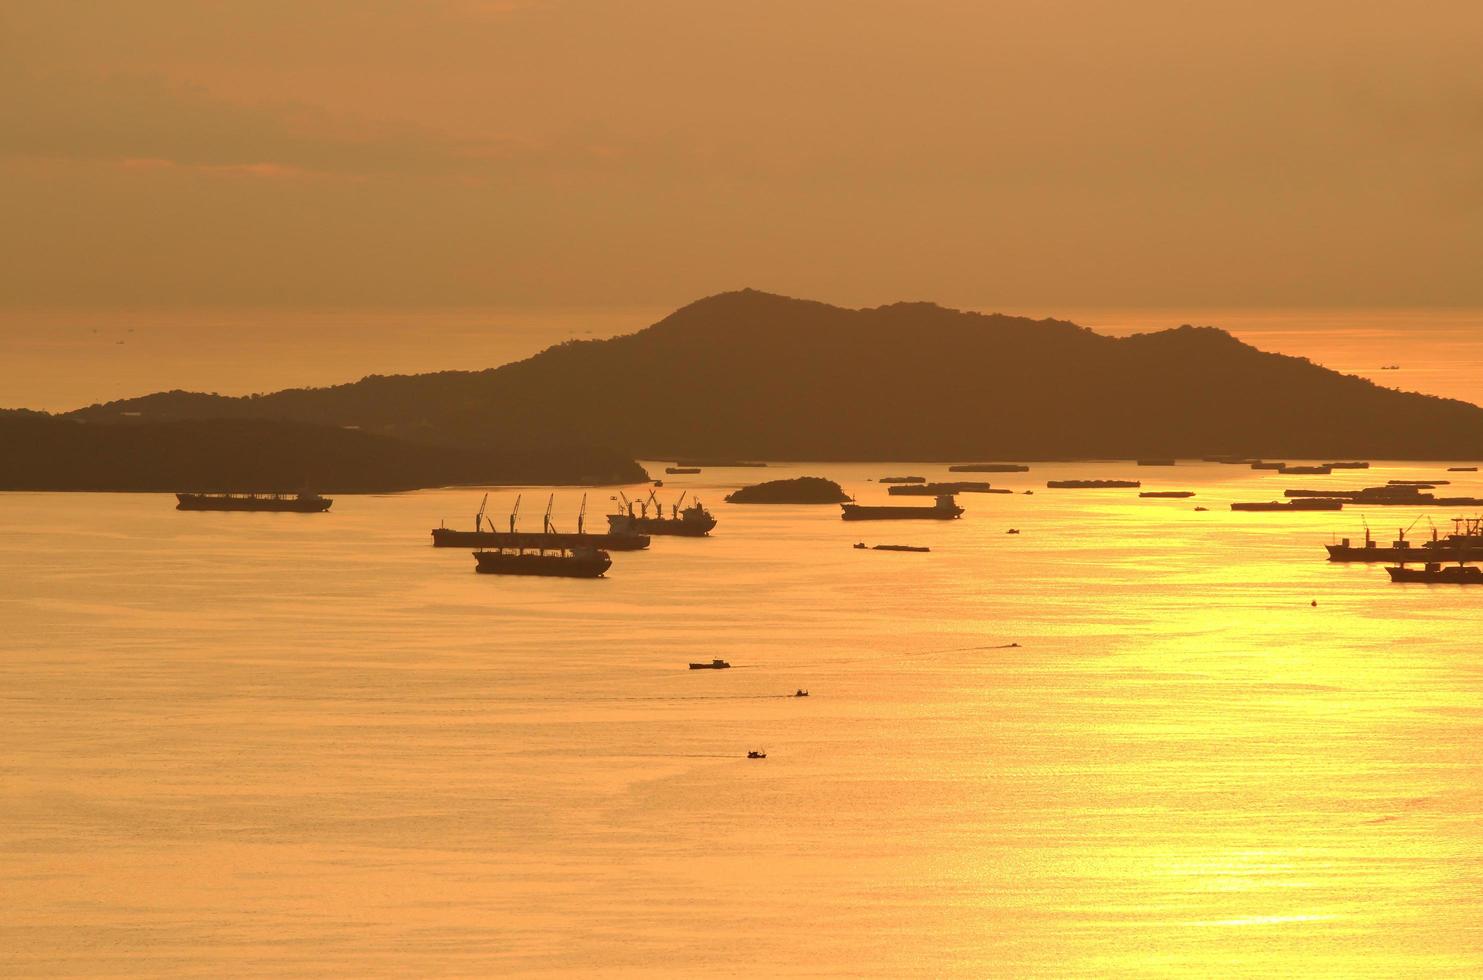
[3,0,1481,313]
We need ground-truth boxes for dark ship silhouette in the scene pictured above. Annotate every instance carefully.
[841,493,963,521]
[609,490,717,537]
[469,494,612,578]
[434,493,650,550]
[176,491,331,512]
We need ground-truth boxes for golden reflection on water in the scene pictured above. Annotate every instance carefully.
[4,460,1483,975]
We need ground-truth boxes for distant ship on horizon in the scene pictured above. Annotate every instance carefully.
[176,491,332,512]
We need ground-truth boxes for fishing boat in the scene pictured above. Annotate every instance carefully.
[609,490,717,536]
[689,659,731,670]
[794,690,809,697]
[176,491,331,512]
[747,750,767,759]
[841,494,963,521]
[434,493,650,550]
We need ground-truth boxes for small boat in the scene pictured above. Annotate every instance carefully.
[689,659,731,670]
[1006,528,1020,534]
[747,750,767,759]
[1386,562,1483,584]
[1194,506,1209,511]
[854,542,931,552]
[794,689,809,698]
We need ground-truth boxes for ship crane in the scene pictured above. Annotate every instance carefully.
[577,493,587,535]
[543,493,556,535]
[509,494,522,534]
[474,492,489,533]
[673,491,688,518]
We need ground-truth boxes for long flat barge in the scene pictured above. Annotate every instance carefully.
[841,494,963,521]
[433,528,649,550]
[473,547,611,578]
[177,492,332,512]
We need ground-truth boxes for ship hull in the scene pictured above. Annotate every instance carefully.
[433,529,649,550]
[472,550,611,578]
[176,493,331,512]
[841,505,962,521]
[1326,544,1479,563]
[613,517,716,537]
[1386,566,1483,584]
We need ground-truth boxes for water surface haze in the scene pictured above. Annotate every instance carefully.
[6,461,1483,975]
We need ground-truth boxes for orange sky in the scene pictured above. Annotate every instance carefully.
[2,1,1481,311]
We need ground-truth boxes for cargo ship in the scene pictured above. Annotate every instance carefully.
[609,490,717,536]
[949,463,1029,473]
[1047,479,1140,489]
[433,494,649,550]
[176,491,331,512]
[1386,562,1483,584]
[841,493,963,521]
[888,481,1003,495]
[472,545,611,578]
[1231,499,1344,511]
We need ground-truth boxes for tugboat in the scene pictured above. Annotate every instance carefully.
[841,494,963,521]
[747,750,767,759]
[609,490,717,537]
[434,494,650,551]
[470,494,612,577]
[689,659,732,670]
[793,689,809,698]
[176,491,331,512]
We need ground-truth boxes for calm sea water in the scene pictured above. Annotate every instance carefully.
[6,461,1483,976]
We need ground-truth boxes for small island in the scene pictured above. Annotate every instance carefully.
[724,477,851,504]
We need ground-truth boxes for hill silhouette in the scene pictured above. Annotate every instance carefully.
[66,289,1483,460]
[0,416,645,492]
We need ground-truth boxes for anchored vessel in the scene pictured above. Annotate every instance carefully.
[468,493,614,577]
[434,494,649,550]
[1387,562,1483,584]
[949,463,1029,473]
[176,491,331,512]
[1048,479,1140,489]
[841,494,963,521]
[888,481,1002,495]
[689,659,731,670]
[1329,517,1483,562]
[853,543,931,552]
[610,490,717,537]
[1232,499,1343,511]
